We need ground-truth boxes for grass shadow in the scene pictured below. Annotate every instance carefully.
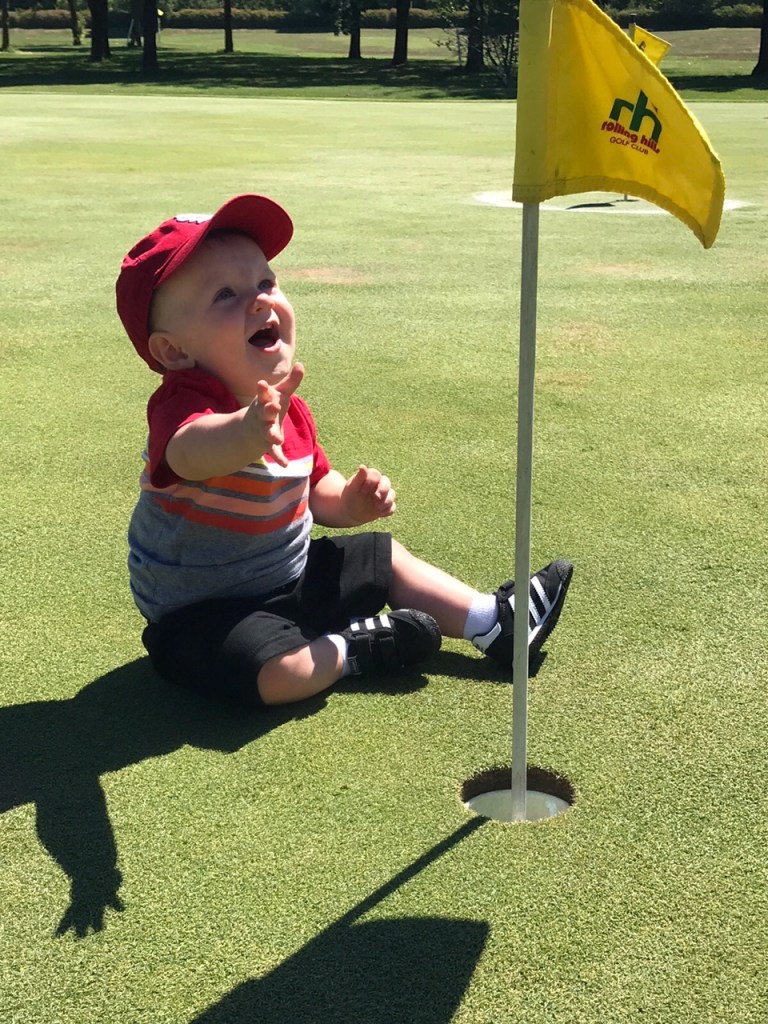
[435,647,548,683]
[0,47,509,98]
[8,44,84,54]
[190,818,489,1024]
[3,45,768,99]
[0,655,439,939]
[666,72,768,94]
[191,916,489,1023]
[0,658,329,938]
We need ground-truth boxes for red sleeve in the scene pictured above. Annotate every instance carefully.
[286,395,332,488]
[146,370,240,488]
[310,443,332,487]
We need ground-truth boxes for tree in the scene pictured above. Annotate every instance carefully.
[464,0,485,72]
[431,0,466,66]
[67,0,82,45]
[87,0,111,61]
[141,0,158,73]
[662,0,714,19]
[128,0,143,47]
[340,0,364,59]
[1,0,9,54]
[323,0,365,60]
[483,0,518,86]
[753,0,768,77]
[391,0,410,66]
[289,0,363,59]
[223,0,234,53]
[433,0,519,80]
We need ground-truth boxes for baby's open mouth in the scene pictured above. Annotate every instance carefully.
[248,323,280,349]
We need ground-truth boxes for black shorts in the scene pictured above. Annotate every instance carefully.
[141,532,392,709]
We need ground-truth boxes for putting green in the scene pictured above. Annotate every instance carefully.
[1,93,766,1024]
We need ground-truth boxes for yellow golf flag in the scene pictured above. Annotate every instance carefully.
[630,23,671,66]
[513,0,725,247]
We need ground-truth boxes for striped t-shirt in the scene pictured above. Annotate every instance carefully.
[128,369,331,621]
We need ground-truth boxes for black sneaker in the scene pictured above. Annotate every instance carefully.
[342,610,442,677]
[472,560,574,666]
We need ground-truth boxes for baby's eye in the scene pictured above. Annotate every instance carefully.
[258,278,276,293]
[214,287,235,302]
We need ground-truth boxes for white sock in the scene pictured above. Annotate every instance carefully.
[463,594,498,641]
[326,633,353,677]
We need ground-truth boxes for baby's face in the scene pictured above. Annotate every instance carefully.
[149,232,296,403]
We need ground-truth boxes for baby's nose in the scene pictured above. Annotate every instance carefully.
[248,288,274,312]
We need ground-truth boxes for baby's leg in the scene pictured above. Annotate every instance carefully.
[258,608,443,706]
[388,539,482,638]
[142,600,340,708]
[143,587,442,710]
[388,538,574,665]
[257,638,342,705]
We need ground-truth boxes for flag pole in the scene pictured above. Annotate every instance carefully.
[511,199,540,820]
[508,0,722,821]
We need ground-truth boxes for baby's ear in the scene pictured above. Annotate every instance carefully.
[148,332,196,371]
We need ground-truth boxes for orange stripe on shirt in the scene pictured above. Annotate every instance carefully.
[202,473,279,498]
[141,457,313,500]
[153,495,309,535]
[166,479,307,520]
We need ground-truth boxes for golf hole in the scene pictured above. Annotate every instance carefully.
[472,191,749,216]
[461,765,574,823]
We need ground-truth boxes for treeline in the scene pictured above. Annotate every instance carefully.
[7,5,447,29]
[6,0,765,31]
[599,0,763,29]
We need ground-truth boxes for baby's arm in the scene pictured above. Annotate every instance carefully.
[310,465,396,528]
[164,364,304,481]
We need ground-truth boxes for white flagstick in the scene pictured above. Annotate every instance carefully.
[511,200,541,820]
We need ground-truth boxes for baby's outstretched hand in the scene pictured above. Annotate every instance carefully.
[342,465,396,524]
[245,363,304,466]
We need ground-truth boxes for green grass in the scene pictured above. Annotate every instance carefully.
[0,28,495,99]
[1,94,767,1023]
[2,26,449,58]
[1,26,767,99]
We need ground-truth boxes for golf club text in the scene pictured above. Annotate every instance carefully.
[600,120,661,155]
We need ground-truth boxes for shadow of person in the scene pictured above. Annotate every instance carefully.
[434,648,547,683]
[191,816,489,1023]
[190,915,489,1024]
[0,658,328,938]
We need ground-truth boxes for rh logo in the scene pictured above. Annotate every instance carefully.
[600,90,662,155]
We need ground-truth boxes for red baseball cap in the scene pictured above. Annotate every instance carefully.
[116,194,294,372]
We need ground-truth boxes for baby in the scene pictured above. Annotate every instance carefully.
[116,194,573,709]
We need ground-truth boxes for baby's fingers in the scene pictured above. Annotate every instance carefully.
[349,465,383,494]
[374,474,393,501]
[266,420,289,467]
[269,443,289,468]
[256,379,279,405]
[276,362,304,401]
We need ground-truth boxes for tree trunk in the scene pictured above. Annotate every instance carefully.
[223,0,233,53]
[753,0,768,77]
[1,0,9,53]
[347,8,361,60]
[87,0,111,61]
[391,0,409,66]
[141,0,158,73]
[128,0,142,47]
[464,0,484,73]
[67,0,82,45]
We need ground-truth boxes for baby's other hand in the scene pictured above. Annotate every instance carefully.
[342,465,396,524]
[245,363,304,466]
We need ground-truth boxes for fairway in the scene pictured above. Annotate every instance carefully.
[1,93,767,1024]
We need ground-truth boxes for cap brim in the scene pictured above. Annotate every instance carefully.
[157,194,294,288]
